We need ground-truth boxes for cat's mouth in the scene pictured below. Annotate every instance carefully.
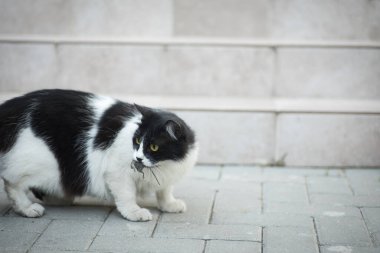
[130,161,160,185]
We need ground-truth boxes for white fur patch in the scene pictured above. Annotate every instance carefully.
[0,128,63,196]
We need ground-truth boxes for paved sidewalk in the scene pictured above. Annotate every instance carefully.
[0,166,380,253]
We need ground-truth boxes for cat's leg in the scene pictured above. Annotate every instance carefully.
[106,173,152,221]
[156,186,186,213]
[4,180,45,217]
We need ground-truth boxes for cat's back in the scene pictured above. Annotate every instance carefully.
[0,89,95,154]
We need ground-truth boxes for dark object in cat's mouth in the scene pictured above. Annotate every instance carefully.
[130,161,160,185]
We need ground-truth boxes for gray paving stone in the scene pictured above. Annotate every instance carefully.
[264,202,362,217]
[346,170,380,196]
[263,167,327,177]
[190,165,221,180]
[6,205,112,221]
[161,195,214,224]
[97,209,157,237]
[30,250,88,253]
[263,182,308,203]
[221,166,262,181]
[0,217,50,233]
[205,240,261,253]
[263,226,318,253]
[90,236,204,253]
[0,231,40,253]
[154,223,261,241]
[218,181,261,199]
[321,246,380,253]
[362,208,380,246]
[327,169,345,177]
[310,194,380,207]
[307,177,353,195]
[175,178,219,199]
[33,219,104,251]
[212,212,313,228]
[214,191,262,213]
[316,216,372,247]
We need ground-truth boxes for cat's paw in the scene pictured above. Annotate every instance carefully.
[21,203,45,218]
[159,199,187,213]
[124,208,153,222]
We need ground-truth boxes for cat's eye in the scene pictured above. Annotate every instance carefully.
[150,144,159,152]
[135,137,142,144]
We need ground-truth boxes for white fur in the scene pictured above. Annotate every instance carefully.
[0,95,198,221]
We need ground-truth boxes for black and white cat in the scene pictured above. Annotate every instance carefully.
[0,90,198,221]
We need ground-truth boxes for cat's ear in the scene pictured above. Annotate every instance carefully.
[165,120,182,141]
[134,104,150,117]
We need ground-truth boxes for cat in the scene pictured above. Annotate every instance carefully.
[0,89,198,221]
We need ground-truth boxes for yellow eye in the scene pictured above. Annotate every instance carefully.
[136,138,141,144]
[150,144,159,152]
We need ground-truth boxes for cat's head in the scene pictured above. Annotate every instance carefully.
[131,105,197,171]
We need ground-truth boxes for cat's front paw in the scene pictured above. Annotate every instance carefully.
[159,199,187,213]
[19,203,45,218]
[123,208,153,222]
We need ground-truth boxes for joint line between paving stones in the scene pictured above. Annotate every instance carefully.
[305,176,312,204]
[202,240,208,253]
[260,182,264,214]
[86,207,113,251]
[208,190,218,224]
[261,226,264,253]
[312,217,321,253]
[343,169,356,196]
[151,212,162,238]
[359,207,376,247]
[26,219,53,253]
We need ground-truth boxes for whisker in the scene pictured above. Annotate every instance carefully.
[151,168,160,186]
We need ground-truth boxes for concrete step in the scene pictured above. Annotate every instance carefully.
[0,41,379,99]
[0,0,379,41]
[1,93,379,167]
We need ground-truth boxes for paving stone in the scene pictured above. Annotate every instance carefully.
[310,194,380,207]
[175,178,219,199]
[97,209,157,237]
[222,166,262,182]
[346,169,380,196]
[161,195,214,224]
[264,202,362,217]
[90,236,204,253]
[362,208,380,246]
[263,182,308,203]
[307,177,353,195]
[154,223,261,241]
[213,192,262,214]
[189,165,221,180]
[223,166,307,183]
[316,216,372,247]
[212,212,313,228]
[205,240,261,253]
[327,169,345,177]
[263,167,327,177]
[219,181,261,199]
[321,245,380,253]
[263,226,318,253]
[33,219,104,251]
[0,231,40,253]
[0,217,50,233]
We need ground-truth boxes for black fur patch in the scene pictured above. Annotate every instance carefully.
[28,90,94,196]
[0,94,33,153]
[94,101,135,150]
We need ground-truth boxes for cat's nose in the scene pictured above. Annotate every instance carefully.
[136,157,143,163]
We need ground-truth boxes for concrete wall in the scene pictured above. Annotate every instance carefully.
[0,0,379,166]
